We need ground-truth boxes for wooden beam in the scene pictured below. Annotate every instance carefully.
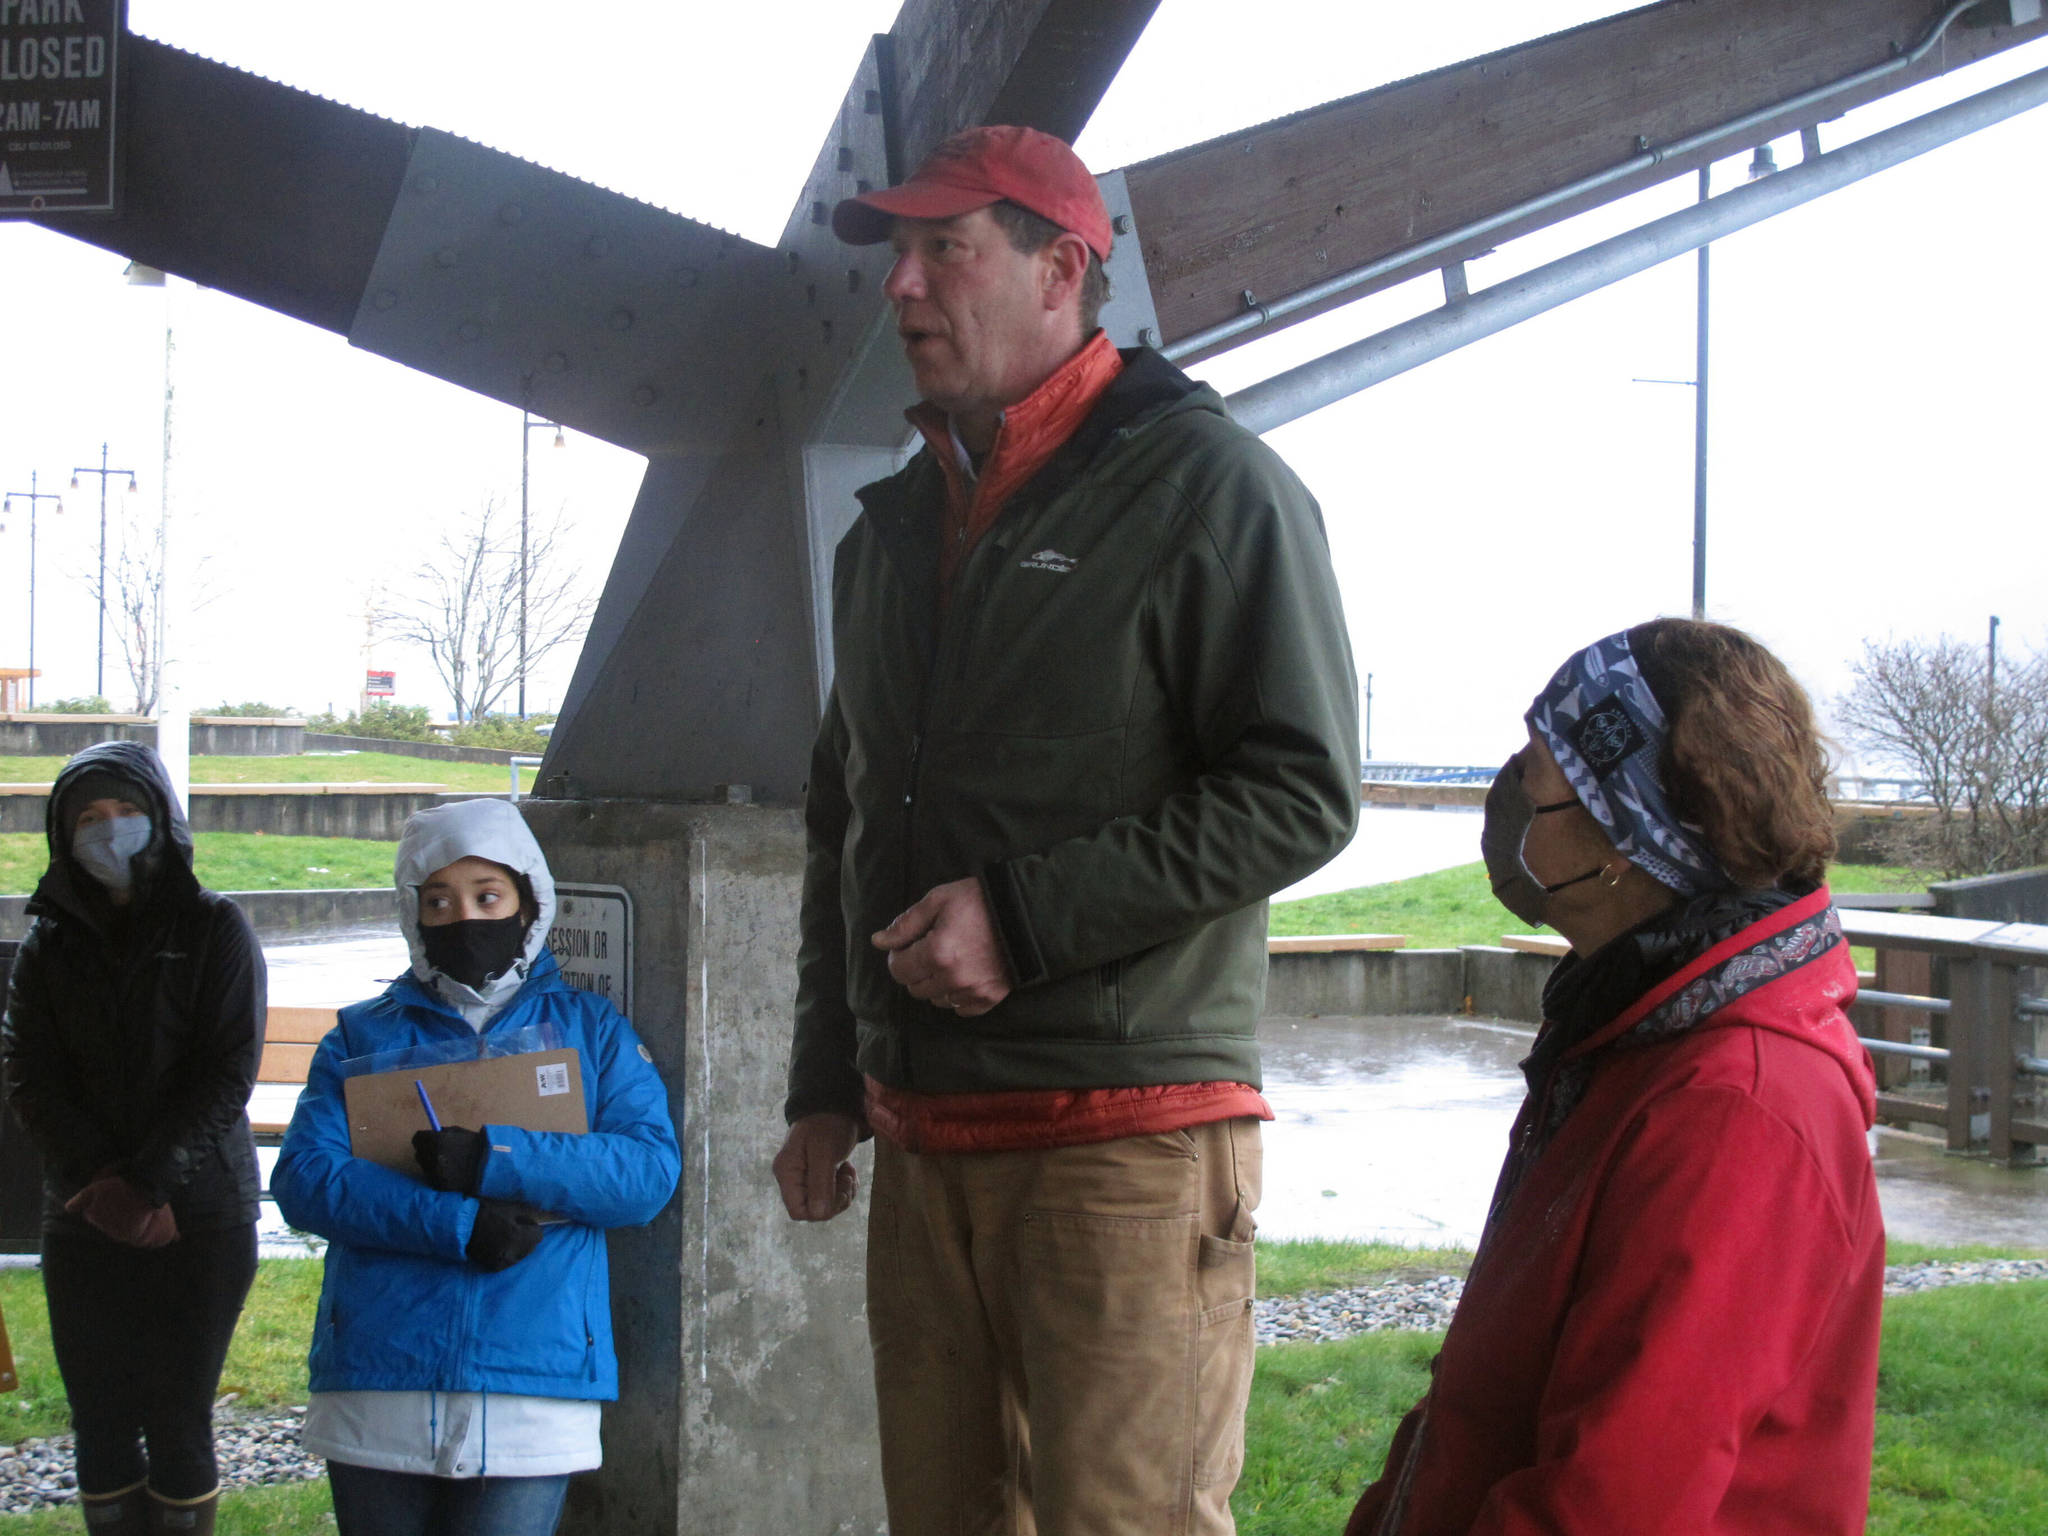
[1266,933,1408,952]
[1125,0,2048,356]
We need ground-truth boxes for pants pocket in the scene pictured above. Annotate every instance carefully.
[1192,1230,1256,1489]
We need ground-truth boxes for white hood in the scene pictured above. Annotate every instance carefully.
[395,798,557,1028]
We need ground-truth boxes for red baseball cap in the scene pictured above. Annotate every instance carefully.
[832,125,1113,261]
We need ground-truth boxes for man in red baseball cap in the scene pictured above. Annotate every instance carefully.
[776,124,1359,1536]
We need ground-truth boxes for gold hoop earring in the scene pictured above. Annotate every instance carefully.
[1603,863,1625,888]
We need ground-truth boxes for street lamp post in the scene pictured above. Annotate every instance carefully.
[518,410,564,720]
[71,443,139,699]
[2,472,65,708]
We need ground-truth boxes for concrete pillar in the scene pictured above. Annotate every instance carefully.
[520,800,883,1536]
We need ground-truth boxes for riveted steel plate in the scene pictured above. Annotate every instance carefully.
[348,128,782,455]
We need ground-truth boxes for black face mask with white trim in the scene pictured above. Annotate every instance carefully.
[421,915,527,988]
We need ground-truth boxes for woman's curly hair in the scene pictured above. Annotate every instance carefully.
[1628,618,1836,889]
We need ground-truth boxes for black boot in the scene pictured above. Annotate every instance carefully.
[146,1485,219,1536]
[79,1479,150,1535]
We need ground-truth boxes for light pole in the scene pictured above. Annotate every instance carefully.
[1632,166,1715,620]
[518,410,564,719]
[70,443,139,699]
[2,472,65,708]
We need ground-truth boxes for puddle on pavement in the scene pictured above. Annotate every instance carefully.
[244,934,2046,1257]
[1257,1013,2048,1252]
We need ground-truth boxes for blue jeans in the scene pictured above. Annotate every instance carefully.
[326,1461,570,1536]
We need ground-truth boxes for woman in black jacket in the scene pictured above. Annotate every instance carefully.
[1,742,265,1536]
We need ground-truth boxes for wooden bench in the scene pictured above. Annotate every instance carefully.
[1498,933,1570,958]
[253,1005,337,1141]
[1266,933,1407,953]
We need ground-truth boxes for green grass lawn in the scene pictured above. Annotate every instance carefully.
[0,752,535,794]
[0,1243,2040,1533]
[2,833,398,896]
[1271,859,1932,950]
[0,749,534,894]
[1241,1240,2048,1536]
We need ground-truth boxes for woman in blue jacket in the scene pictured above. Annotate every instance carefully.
[274,798,679,1536]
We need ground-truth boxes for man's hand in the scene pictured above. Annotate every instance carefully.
[773,1113,861,1222]
[872,877,1014,1017]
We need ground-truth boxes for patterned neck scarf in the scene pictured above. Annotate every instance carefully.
[1525,629,1727,896]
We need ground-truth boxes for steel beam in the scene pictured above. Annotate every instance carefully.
[887,0,1164,168]
[34,36,411,333]
[540,6,1162,800]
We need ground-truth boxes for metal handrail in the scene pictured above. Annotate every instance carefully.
[1863,1039,1950,1063]
[1840,905,2048,1159]
[509,754,544,801]
[1856,988,1951,1013]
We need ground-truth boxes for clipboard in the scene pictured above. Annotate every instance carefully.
[342,1048,588,1176]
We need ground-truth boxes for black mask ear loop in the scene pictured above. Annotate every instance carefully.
[1528,792,1604,894]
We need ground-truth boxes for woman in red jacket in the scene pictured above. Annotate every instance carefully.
[1347,618,1884,1536]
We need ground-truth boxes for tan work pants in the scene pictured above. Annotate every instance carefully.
[867,1118,1262,1536]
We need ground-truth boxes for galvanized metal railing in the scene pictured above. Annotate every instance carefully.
[1840,910,2048,1162]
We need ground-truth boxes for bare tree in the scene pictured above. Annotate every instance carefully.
[372,497,595,722]
[76,506,166,715]
[1839,634,2048,876]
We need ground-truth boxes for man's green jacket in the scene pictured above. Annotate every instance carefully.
[787,348,1360,1120]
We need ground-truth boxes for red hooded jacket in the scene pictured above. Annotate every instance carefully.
[1349,887,1884,1536]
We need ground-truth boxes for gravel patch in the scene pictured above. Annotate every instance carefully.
[1257,1275,1465,1345]
[1,1261,2040,1509]
[0,1402,321,1515]
[1256,1258,2048,1347]
[1882,1256,2048,1294]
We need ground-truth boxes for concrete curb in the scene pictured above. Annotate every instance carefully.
[2,886,394,940]
[1265,944,1554,1024]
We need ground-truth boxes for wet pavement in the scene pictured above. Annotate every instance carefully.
[248,929,2046,1256]
[1257,1013,2048,1251]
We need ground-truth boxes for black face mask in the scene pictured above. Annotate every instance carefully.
[1481,753,1601,927]
[421,914,528,988]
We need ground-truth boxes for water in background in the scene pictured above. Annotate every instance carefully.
[1257,1013,2048,1251]
[1276,804,1480,904]
[248,832,2047,1258]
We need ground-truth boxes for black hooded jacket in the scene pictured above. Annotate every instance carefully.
[1,741,265,1232]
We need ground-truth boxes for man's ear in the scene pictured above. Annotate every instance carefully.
[1039,231,1090,313]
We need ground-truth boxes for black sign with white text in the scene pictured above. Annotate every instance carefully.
[0,0,122,215]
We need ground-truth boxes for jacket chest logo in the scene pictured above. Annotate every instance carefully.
[1019,548,1078,574]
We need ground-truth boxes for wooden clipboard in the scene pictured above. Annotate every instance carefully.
[342,1048,588,1177]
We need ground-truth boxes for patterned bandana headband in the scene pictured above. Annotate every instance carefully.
[1525,630,1727,896]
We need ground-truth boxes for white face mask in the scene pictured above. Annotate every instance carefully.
[71,814,153,895]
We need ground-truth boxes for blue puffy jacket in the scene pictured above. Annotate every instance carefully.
[273,950,679,1400]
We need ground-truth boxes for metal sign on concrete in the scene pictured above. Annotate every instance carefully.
[0,0,122,215]
[549,882,633,1015]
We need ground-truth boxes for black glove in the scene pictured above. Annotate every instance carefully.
[466,1199,543,1273]
[413,1127,488,1195]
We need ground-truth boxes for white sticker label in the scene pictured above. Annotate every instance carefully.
[536,1062,571,1097]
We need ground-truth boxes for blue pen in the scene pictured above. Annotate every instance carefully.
[415,1080,443,1132]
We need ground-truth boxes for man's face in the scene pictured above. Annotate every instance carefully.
[883,207,1056,420]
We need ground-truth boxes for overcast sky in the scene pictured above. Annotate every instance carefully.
[1,1,2043,770]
